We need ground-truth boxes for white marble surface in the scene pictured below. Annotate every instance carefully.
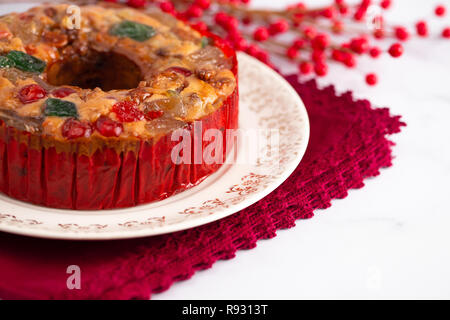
[155,0,450,299]
[0,0,449,299]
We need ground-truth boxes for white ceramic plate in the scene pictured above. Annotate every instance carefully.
[0,2,309,240]
[0,52,309,240]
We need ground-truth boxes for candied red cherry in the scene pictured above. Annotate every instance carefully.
[52,87,76,98]
[95,116,123,137]
[166,66,193,77]
[145,110,164,120]
[126,0,147,8]
[62,118,93,139]
[18,84,46,104]
[112,100,145,122]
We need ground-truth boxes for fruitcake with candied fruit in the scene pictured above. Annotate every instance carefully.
[0,3,238,209]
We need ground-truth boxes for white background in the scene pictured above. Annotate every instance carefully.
[157,0,450,299]
[1,0,449,299]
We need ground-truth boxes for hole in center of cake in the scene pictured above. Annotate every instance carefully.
[46,50,143,91]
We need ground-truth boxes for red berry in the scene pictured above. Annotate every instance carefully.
[442,27,450,38]
[95,116,123,137]
[380,0,391,9]
[343,52,356,68]
[350,37,369,54]
[269,20,289,35]
[314,62,328,77]
[299,61,313,75]
[311,50,326,63]
[365,73,378,86]
[292,38,305,49]
[175,12,187,21]
[339,5,349,15]
[52,87,76,98]
[126,0,146,8]
[415,21,428,37]
[311,33,329,50]
[292,2,306,10]
[18,84,47,104]
[369,47,382,58]
[191,21,208,33]
[374,28,385,39]
[186,5,203,18]
[435,5,446,17]
[253,27,270,41]
[388,43,403,58]
[159,1,174,13]
[242,16,252,25]
[331,49,343,61]
[255,50,270,63]
[332,20,344,34]
[62,118,92,139]
[286,46,298,59]
[394,26,410,41]
[112,101,145,122]
[245,44,259,56]
[224,16,239,31]
[302,26,316,39]
[360,0,371,8]
[145,110,164,121]
[194,0,210,10]
[214,12,228,25]
[231,36,248,51]
[321,7,335,19]
[353,8,365,21]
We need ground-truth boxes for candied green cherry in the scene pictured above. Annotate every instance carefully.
[0,56,13,68]
[44,98,78,118]
[6,50,46,73]
[109,20,156,42]
[201,37,211,48]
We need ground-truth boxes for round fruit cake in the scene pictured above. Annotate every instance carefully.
[0,3,238,209]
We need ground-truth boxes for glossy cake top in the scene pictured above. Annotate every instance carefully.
[0,3,236,141]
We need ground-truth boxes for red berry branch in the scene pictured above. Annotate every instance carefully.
[107,0,450,86]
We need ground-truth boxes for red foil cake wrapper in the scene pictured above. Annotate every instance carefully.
[0,32,239,210]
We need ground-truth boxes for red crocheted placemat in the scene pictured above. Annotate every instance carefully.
[0,77,404,300]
